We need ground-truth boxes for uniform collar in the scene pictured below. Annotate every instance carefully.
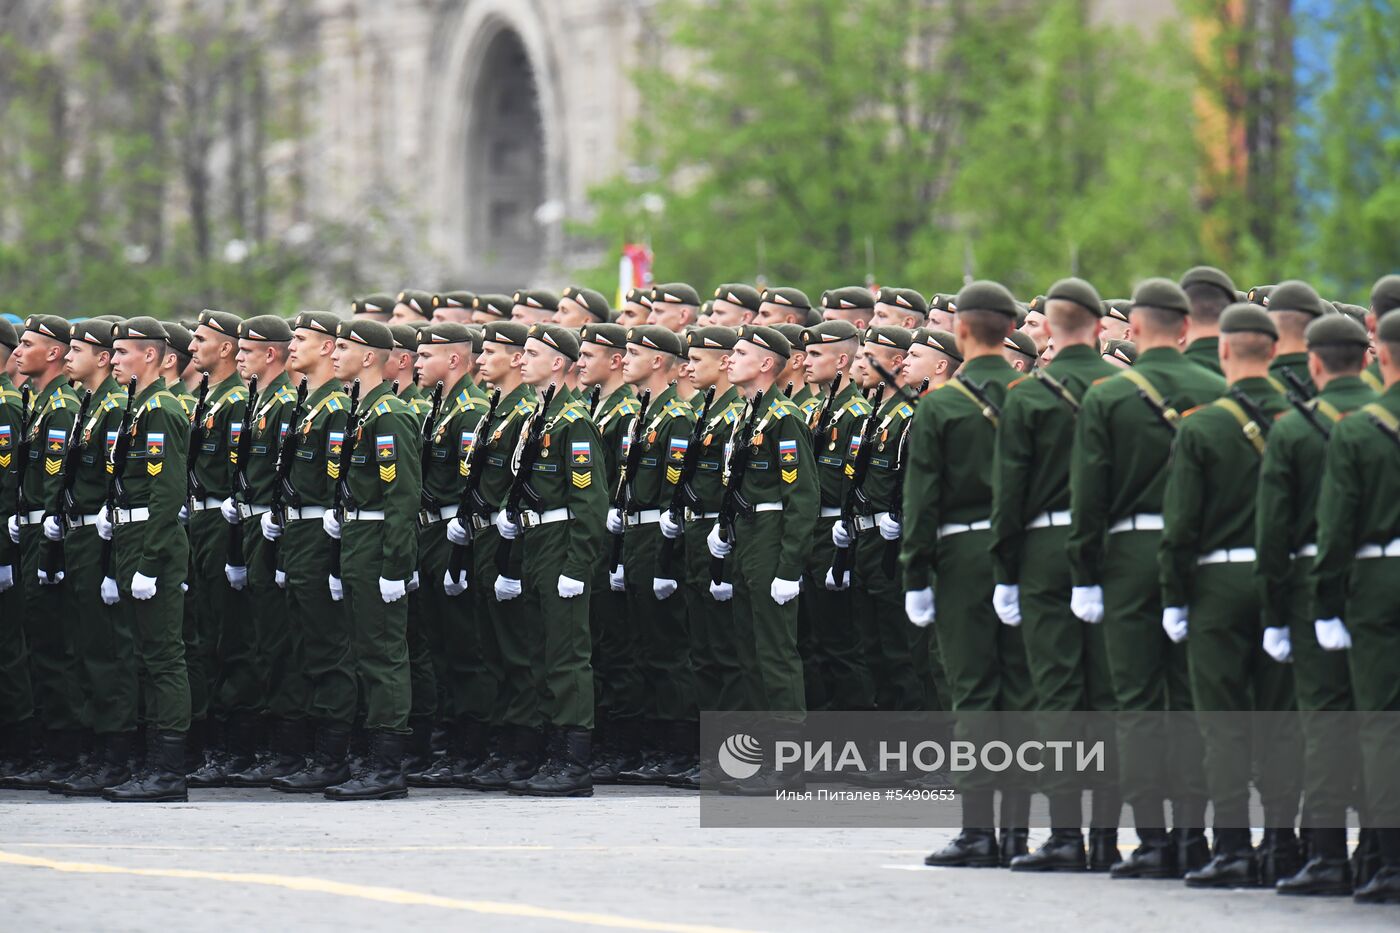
[960,354,1013,376]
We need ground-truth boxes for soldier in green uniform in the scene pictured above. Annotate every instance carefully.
[648,284,702,334]
[1179,266,1236,376]
[772,323,816,416]
[1311,309,1400,904]
[871,287,929,331]
[608,324,697,783]
[102,317,193,802]
[1068,278,1225,879]
[432,291,476,325]
[0,319,35,777]
[492,323,607,796]
[6,315,84,789]
[755,287,812,328]
[390,290,434,326]
[1266,281,1327,396]
[900,328,961,389]
[554,286,612,330]
[990,278,1122,872]
[708,284,762,329]
[266,312,356,793]
[820,288,875,331]
[926,293,956,333]
[1101,300,1132,344]
[1257,313,1376,896]
[159,323,199,414]
[1361,275,1400,392]
[616,287,652,329]
[901,282,1033,868]
[1002,330,1038,373]
[510,288,560,328]
[319,319,421,800]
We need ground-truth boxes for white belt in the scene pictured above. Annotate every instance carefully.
[242,504,271,518]
[1356,539,1400,560]
[1028,510,1072,529]
[471,511,500,532]
[519,507,572,528]
[853,511,892,532]
[684,509,719,523]
[284,505,328,522]
[1109,513,1164,534]
[752,502,783,514]
[1293,543,1317,559]
[84,507,150,525]
[1198,547,1256,565]
[344,509,386,522]
[819,506,842,519]
[189,496,223,512]
[625,509,664,527]
[939,519,991,538]
[419,503,460,525]
[17,509,46,525]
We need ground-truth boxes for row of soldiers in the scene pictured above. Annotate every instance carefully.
[0,270,1397,904]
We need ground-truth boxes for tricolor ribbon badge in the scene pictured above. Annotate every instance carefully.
[668,437,689,462]
[376,434,396,461]
[328,431,345,457]
[146,432,165,457]
[460,430,476,457]
[779,439,798,464]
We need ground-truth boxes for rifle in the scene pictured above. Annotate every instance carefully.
[1031,369,1081,413]
[710,388,767,586]
[953,372,1001,424]
[882,377,929,577]
[99,376,140,589]
[329,378,362,580]
[40,388,94,576]
[13,385,33,522]
[266,376,309,572]
[1278,365,1313,401]
[226,374,260,567]
[1279,368,1330,440]
[445,386,502,580]
[830,383,886,580]
[494,383,557,576]
[419,380,445,514]
[868,358,923,404]
[812,374,844,436]
[608,387,653,573]
[586,383,602,419]
[1226,385,1272,451]
[658,385,716,578]
[783,381,794,398]
[185,371,212,505]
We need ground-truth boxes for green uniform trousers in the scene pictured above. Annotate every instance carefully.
[243,522,304,721]
[851,530,932,711]
[521,523,595,729]
[421,522,494,724]
[623,524,697,722]
[114,523,190,732]
[19,527,85,731]
[731,512,805,714]
[0,565,33,727]
[684,523,745,712]
[589,544,636,719]
[477,527,533,728]
[280,518,355,725]
[1346,558,1400,827]
[65,525,138,734]
[185,510,254,720]
[406,527,437,722]
[340,519,410,733]
[800,516,874,711]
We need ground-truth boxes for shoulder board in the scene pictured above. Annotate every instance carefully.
[844,397,872,416]
[223,387,248,404]
[514,398,534,415]
[897,402,914,418]
[615,398,641,416]
[50,395,68,409]
[767,397,799,419]
[800,397,821,415]
[325,396,344,412]
[663,398,692,418]
[274,385,296,404]
[102,395,122,411]
[722,406,740,424]
[559,402,585,423]
[143,391,178,412]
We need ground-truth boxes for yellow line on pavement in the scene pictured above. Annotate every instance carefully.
[0,850,764,933]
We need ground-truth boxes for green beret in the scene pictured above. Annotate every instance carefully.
[71,320,115,348]
[1370,274,1400,318]
[650,283,701,307]
[736,324,791,359]
[771,323,805,347]
[687,326,738,351]
[238,315,293,342]
[623,287,653,308]
[473,294,513,319]
[626,324,685,357]
[292,311,341,337]
[197,308,242,337]
[863,326,913,351]
[1246,285,1273,306]
[911,328,961,361]
[760,286,811,311]
[434,291,476,311]
[1335,303,1368,327]
[394,290,434,319]
[483,321,529,347]
[526,322,581,361]
[699,301,713,317]
[388,324,422,352]
[336,319,394,351]
[929,293,957,315]
[955,280,1019,318]
[821,286,875,312]
[580,322,628,349]
[113,317,168,342]
[1004,330,1039,359]
[1379,311,1400,343]
[162,322,194,356]
[1045,277,1104,318]
[1219,302,1278,339]
[89,314,125,325]
[1305,313,1370,349]
[1027,295,1047,314]
[1179,265,1237,301]
[355,294,397,317]
[560,286,611,321]
[24,315,72,344]
[512,289,560,313]
[0,319,17,349]
[1102,339,1137,365]
[417,322,474,347]
[1103,299,1131,323]
[1131,278,1190,316]
[876,287,928,316]
[1320,300,1339,317]
[713,283,763,313]
[1013,302,1029,328]
[1266,280,1325,317]
[801,321,861,345]
[463,324,485,353]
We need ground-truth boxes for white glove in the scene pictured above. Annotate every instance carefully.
[43,515,63,541]
[322,511,342,540]
[992,584,1022,627]
[1162,606,1189,643]
[96,509,114,541]
[328,575,343,601]
[706,523,732,559]
[180,581,189,592]
[559,574,585,598]
[494,510,519,540]
[37,568,64,586]
[659,510,683,540]
[220,496,240,524]
[770,577,801,605]
[709,580,733,601]
[274,570,287,589]
[905,587,935,627]
[225,564,247,590]
[379,577,406,603]
[407,571,420,593]
[446,517,469,546]
[1070,585,1104,624]
[824,568,850,590]
[494,575,522,601]
[0,565,13,592]
[178,504,189,525]
[131,572,158,600]
[1262,626,1292,663]
[877,513,901,541]
[609,565,626,592]
[260,511,283,541]
[100,576,119,604]
[6,515,18,543]
[653,577,678,599]
[831,520,853,548]
[1315,617,1352,651]
[443,569,468,596]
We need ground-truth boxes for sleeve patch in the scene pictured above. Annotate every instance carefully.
[779,439,798,463]
[571,441,590,465]
[146,432,165,460]
[0,425,10,449]
[781,467,798,484]
[571,470,592,489]
[46,428,67,452]
[668,437,688,461]
[461,430,477,457]
[328,431,345,457]
[375,434,396,462]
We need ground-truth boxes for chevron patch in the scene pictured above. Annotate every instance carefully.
[45,457,61,475]
[147,461,163,477]
[0,453,10,469]
[379,463,397,483]
[326,462,340,479]
[781,468,798,484]
[571,470,592,489]
[665,466,681,484]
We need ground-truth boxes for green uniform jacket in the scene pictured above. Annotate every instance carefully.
[476,385,537,510]
[1361,360,1383,393]
[1270,351,1314,397]
[900,355,1017,591]
[422,376,489,508]
[191,373,247,500]
[1159,376,1289,609]
[809,381,873,510]
[524,390,608,581]
[1313,381,1400,620]
[46,375,127,515]
[793,385,820,423]
[592,385,641,481]
[1184,337,1222,375]
[288,379,350,509]
[345,382,422,580]
[725,391,818,581]
[991,345,1117,585]
[854,393,917,513]
[169,383,196,419]
[1067,347,1226,586]
[401,383,434,421]
[121,379,191,577]
[0,376,24,564]
[627,385,694,510]
[240,374,297,505]
[20,376,80,517]
[1255,375,1375,628]
[688,386,743,511]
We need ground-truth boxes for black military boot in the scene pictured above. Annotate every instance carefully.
[924,830,1001,868]
[227,719,308,787]
[1087,828,1122,872]
[661,721,700,788]
[324,730,409,801]
[590,718,640,784]
[8,729,81,791]
[471,726,543,792]
[515,727,594,798]
[401,717,435,782]
[186,718,229,787]
[1278,857,1353,896]
[998,828,1030,867]
[57,733,134,796]
[0,719,38,785]
[1184,830,1259,888]
[1353,829,1382,889]
[506,728,552,793]
[222,713,258,777]
[1258,827,1303,887]
[1010,831,1086,872]
[1354,866,1400,904]
[1110,829,1177,879]
[616,720,671,785]
[104,730,188,802]
[1175,826,1211,876]
[463,727,512,791]
[271,723,351,793]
